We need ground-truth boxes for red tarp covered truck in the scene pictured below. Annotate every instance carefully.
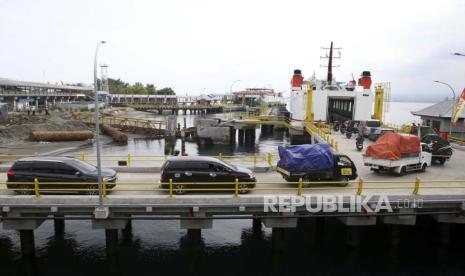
[363,132,432,175]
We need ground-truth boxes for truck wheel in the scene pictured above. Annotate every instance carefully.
[399,166,407,176]
[373,169,380,173]
[439,158,446,165]
[338,178,349,187]
[421,163,427,172]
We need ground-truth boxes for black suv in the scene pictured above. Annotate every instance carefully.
[160,156,256,194]
[7,156,117,195]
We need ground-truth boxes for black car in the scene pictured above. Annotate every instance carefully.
[160,156,256,194]
[6,156,117,195]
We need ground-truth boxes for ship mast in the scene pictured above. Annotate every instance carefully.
[327,41,333,85]
[320,42,341,87]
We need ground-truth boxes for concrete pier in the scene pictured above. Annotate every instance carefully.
[271,228,285,253]
[252,218,262,238]
[238,129,244,145]
[19,230,35,256]
[105,229,119,256]
[54,215,65,235]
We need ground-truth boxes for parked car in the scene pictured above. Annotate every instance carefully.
[368,128,394,141]
[360,120,382,137]
[6,156,117,195]
[160,156,256,194]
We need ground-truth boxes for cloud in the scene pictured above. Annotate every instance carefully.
[0,0,464,99]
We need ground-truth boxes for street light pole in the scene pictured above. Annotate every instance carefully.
[433,80,457,140]
[94,41,106,206]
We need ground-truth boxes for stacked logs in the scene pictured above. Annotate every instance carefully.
[101,124,128,144]
[30,131,94,141]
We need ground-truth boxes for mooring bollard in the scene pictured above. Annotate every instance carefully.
[357,177,364,196]
[34,177,40,198]
[413,176,420,195]
[298,177,303,196]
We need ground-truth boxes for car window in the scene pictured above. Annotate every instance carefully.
[166,161,187,171]
[69,159,96,173]
[53,163,78,175]
[12,161,33,171]
[31,162,54,174]
[337,156,353,166]
[208,163,228,172]
[187,162,209,171]
[366,121,381,127]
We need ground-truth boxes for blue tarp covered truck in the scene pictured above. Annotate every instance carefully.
[276,144,358,185]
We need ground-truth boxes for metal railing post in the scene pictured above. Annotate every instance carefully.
[267,153,272,167]
[356,177,364,196]
[219,153,222,160]
[235,178,239,197]
[298,177,303,196]
[413,176,420,195]
[127,153,131,167]
[169,178,173,198]
[34,177,40,198]
[335,142,338,152]
[80,152,85,161]
[253,153,257,168]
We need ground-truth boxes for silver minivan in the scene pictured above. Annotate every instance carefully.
[360,120,381,137]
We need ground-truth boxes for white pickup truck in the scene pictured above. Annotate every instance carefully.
[363,143,432,175]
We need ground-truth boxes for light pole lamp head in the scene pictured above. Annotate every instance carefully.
[452,52,465,56]
[101,40,107,44]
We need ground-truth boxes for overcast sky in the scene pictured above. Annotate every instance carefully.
[1,0,464,101]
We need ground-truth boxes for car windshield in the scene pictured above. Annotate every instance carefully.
[69,159,96,172]
[366,121,381,127]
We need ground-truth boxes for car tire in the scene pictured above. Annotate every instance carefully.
[174,184,187,195]
[338,178,349,187]
[238,183,250,194]
[86,185,99,195]
[439,158,446,165]
[421,163,427,172]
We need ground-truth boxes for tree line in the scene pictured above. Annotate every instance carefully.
[98,78,175,95]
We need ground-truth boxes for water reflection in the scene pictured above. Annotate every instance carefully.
[1,218,465,275]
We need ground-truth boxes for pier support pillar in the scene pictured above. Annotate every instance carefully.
[252,218,262,238]
[19,230,35,257]
[346,226,362,247]
[122,220,132,240]
[105,229,119,256]
[244,128,255,145]
[238,129,245,145]
[439,223,451,245]
[271,228,285,253]
[187,229,202,245]
[54,215,65,235]
[229,128,236,144]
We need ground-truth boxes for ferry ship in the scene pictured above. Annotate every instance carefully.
[289,42,382,128]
